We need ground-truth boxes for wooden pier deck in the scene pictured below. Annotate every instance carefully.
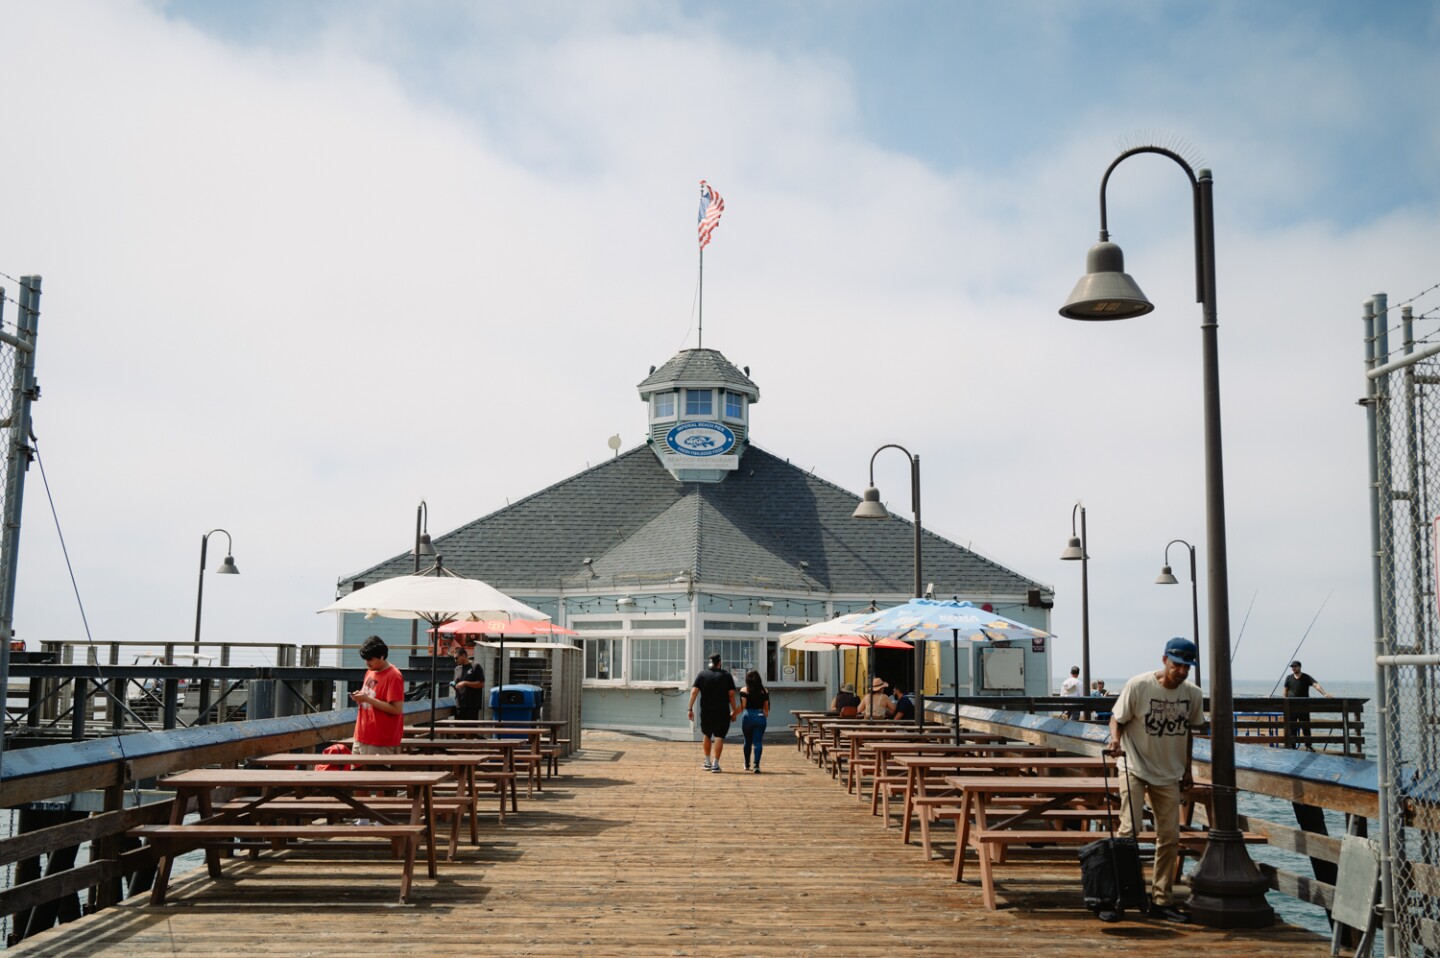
[10,734,1328,957]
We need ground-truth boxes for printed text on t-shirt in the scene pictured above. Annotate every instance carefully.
[1143,698,1192,737]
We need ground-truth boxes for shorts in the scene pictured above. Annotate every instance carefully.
[699,712,731,739]
[352,742,400,756]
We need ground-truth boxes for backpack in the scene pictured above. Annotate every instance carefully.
[315,742,353,772]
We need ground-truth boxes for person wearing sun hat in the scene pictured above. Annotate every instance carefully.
[1102,637,1205,924]
[858,676,895,718]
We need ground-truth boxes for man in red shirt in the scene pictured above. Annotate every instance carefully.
[351,636,404,753]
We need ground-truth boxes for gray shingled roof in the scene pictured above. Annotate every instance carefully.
[636,348,759,399]
[339,444,1045,600]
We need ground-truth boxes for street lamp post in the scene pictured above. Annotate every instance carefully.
[1059,146,1272,927]
[852,444,924,729]
[1156,538,1201,689]
[411,501,436,651]
[193,529,239,654]
[1058,502,1091,695]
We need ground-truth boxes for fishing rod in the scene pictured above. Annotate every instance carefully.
[1268,589,1334,696]
[1230,590,1258,665]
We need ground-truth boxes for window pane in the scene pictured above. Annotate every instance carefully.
[584,638,617,680]
[630,638,686,682]
[631,618,686,630]
[655,392,675,417]
[573,620,622,631]
[703,620,758,631]
[725,391,743,418]
[685,389,712,416]
[704,638,758,680]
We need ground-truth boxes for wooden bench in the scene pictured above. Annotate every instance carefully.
[218,795,470,860]
[129,823,428,904]
[956,825,1264,909]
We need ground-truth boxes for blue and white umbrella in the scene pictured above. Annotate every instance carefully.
[853,598,1051,644]
[852,599,1054,732]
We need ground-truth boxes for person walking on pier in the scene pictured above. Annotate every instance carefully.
[689,654,739,773]
[1105,637,1204,924]
[451,645,486,721]
[736,669,770,773]
[351,636,404,755]
[1283,660,1333,750]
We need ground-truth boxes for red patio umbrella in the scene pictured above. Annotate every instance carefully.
[429,619,579,715]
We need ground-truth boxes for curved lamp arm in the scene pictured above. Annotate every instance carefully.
[1098,146,1204,304]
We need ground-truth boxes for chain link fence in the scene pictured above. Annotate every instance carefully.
[1369,294,1440,956]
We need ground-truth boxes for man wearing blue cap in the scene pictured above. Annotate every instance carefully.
[1104,636,1205,923]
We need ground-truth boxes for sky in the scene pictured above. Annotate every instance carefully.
[0,0,1435,685]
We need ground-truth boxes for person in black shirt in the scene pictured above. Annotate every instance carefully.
[451,646,486,721]
[891,682,915,721]
[737,669,771,773]
[688,654,739,773]
[1283,660,1332,750]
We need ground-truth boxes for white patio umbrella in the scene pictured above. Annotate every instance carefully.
[779,612,877,699]
[320,569,548,735]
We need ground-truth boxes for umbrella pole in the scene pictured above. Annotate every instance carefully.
[429,616,441,739]
[497,635,505,726]
[952,629,960,739]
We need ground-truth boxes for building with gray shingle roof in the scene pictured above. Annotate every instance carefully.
[336,348,1053,737]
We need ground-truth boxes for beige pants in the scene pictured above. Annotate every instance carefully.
[1116,771,1181,906]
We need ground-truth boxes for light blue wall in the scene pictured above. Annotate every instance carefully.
[583,686,827,738]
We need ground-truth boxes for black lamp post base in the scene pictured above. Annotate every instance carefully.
[1186,831,1274,929]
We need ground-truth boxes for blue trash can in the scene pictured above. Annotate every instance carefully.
[489,684,545,723]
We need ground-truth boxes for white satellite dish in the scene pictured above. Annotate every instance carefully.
[607,434,621,456]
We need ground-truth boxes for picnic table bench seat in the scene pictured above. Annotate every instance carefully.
[217,795,471,860]
[128,823,428,904]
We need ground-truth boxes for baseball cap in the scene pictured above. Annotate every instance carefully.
[1290,660,1302,668]
[1164,637,1198,668]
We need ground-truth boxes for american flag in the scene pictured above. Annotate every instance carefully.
[697,180,724,250]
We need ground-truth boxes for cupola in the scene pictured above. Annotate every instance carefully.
[637,348,759,483]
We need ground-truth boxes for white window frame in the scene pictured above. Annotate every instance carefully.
[572,619,625,687]
[652,391,677,420]
[628,632,688,686]
[723,390,745,422]
[684,388,713,418]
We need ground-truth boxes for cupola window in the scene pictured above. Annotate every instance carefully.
[685,388,713,417]
[654,391,676,418]
[724,390,745,420]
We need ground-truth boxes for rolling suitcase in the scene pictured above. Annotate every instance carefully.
[1079,752,1150,917]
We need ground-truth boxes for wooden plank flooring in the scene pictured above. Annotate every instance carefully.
[12,734,1329,957]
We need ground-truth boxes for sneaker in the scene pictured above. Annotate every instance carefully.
[711,764,721,773]
[703,759,712,770]
[1096,909,1121,923]
[744,764,751,770]
[1153,904,1189,923]
[753,766,761,775]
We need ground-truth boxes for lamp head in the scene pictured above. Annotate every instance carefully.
[616,596,637,610]
[414,533,436,557]
[216,555,239,575]
[1059,241,1154,320]
[1155,565,1179,585]
[1059,536,1085,561]
[852,486,888,520]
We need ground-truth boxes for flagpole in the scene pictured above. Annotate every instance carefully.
[698,247,704,348]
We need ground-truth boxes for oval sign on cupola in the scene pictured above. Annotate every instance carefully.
[665,421,736,458]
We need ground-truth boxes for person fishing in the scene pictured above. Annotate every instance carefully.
[1282,660,1333,750]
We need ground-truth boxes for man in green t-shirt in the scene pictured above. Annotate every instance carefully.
[1105,637,1205,923]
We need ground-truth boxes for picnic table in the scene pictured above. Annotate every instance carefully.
[895,754,1108,856]
[250,751,510,853]
[867,742,1055,817]
[396,736,532,807]
[837,727,968,792]
[129,768,446,905]
[944,773,1120,909]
